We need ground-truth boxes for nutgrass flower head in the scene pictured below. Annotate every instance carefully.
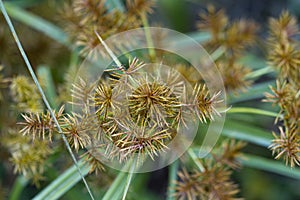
[269,125,300,167]
[10,75,43,112]
[174,139,244,200]
[18,106,64,141]
[192,84,222,123]
[61,112,97,152]
[216,62,252,93]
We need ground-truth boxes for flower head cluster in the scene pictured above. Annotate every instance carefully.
[265,11,300,167]
[174,139,245,200]
[66,57,223,165]
[60,0,155,56]
[197,5,258,93]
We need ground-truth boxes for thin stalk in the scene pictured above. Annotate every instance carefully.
[102,164,131,200]
[122,158,137,200]
[227,107,282,118]
[188,148,205,172]
[141,12,156,61]
[245,66,274,79]
[95,30,123,68]
[210,46,225,61]
[0,2,94,200]
[9,176,28,200]
[167,160,179,200]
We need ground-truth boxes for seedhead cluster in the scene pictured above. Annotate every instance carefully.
[265,11,300,167]
[71,57,223,166]
[174,140,245,200]
[198,5,258,93]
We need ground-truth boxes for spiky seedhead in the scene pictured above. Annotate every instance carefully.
[269,125,300,167]
[128,78,180,126]
[192,84,222,123]
[10,75,43,112]
[61,113,97,152]
[18,106,64,141]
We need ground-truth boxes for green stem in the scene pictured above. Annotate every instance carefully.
[167,160,179,200]
[102,162,132,200]
[188,148,205,172]
[33,160,91,200]
[210,46,225,61]
[122,158,137,200]
[227,107,281,118]
[9,176,28,200]
[245,66,274,79]
[141,12,156,61]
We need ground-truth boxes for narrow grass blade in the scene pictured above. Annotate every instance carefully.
[228,81,275,104]
[167,160,179,200]
[33,160,91,200]
[240,154,300,180]
[227,107,281,118]
[222,120,272,147]
[102,162,133,200]
[9,176,28,200]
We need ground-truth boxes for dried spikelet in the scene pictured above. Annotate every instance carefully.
[94,80,115,119]
[5,130,52,186]
[115,122,172,162]
[174,168,201,200]
[197,4,228,42]
[82,150,105,174]
[192,84,222,123]
[200,164,241,200]
[264,80,300,123]
[18,105,64,141]
[269,11,299,42]
[174,139,244,199]
[58,2,84,40]
[214,139,246,169]
[264,80,293,109]
[61,112,96,152]
[223,19,259,59]
[10,75,43,112]
[60,0,142,57]
[126,0,155,16]
[269,125,300,167]
[268,41,300,80]
[217,62,252,93]
[73,0,106,24]
[128,77,180,126]
[174,164,241,200]
[71,77,97,113]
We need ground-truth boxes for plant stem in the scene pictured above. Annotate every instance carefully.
[227,107,281,118]
[167,160,179,200]
[245,66,274,79]
[122,158,137,200]
[9,176,28,200]
[210,46,225,61]
[188,148,205,172]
